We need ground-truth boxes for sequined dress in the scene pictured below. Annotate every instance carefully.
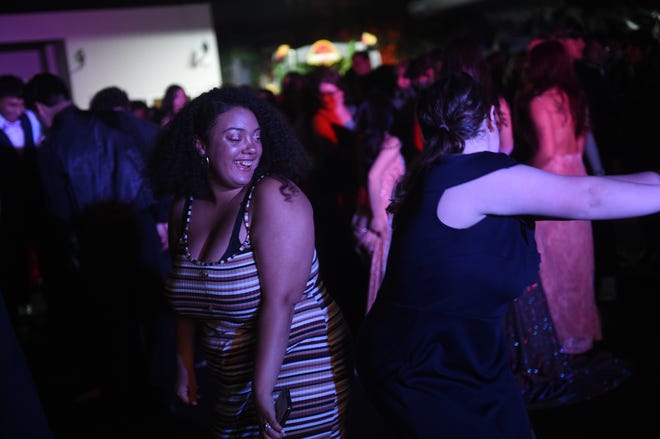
[166,185,352,438]
[506,281,631,408]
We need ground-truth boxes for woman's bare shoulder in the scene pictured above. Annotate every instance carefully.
[253,176,310,209]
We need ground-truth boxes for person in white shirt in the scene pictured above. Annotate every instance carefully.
[0,74,44,325]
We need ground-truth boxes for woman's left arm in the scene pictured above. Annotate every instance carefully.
[250,177,314,437]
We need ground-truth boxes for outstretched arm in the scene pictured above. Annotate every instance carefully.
[439,164,660,228]
[251,176,314,437]
[605,171,660,185]
[491,165,660,219]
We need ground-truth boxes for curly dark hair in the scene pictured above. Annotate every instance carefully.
[149,85,310,199]
[388,72,490,217]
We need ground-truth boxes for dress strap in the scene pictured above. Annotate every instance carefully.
[176,196,194,254]
[242,175,266,243]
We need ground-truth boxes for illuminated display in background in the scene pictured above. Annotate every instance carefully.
[268,32,383,94]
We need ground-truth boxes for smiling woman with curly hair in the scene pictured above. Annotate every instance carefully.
[149,85,352,439]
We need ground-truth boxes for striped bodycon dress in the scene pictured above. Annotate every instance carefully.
[166,188,352,438]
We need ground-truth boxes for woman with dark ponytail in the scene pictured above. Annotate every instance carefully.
[355,72,660,438]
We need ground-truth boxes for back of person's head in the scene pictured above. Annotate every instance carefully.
[355,91,397,168]
[523,39,586,136]
[278,71,312,116]
[256,87,277,106]
[442,38,496,100]
[130,100,151,119]
[417,71,490,156]
[150,85,309,199]
[524,39,575,92]
[351,50,372,75]
[388,72,489,218]
[0,74,24,99]
[308,66,342,90]
[24,73,71,108]
[364,64,397,98]
[89,86,130,111]
[442,38,483,77]
[407,52,438,91]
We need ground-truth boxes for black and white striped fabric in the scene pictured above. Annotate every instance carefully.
[166,189,352,438]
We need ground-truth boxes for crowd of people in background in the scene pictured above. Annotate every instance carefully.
[1,19,659,438]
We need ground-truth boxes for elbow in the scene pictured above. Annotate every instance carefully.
[283,288,304,308]
[263,287,304,309]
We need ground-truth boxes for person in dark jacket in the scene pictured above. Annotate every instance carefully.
[24,73,159,436]
[90,84,179,420]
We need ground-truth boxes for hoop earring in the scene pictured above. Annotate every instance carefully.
[202,155,210,168]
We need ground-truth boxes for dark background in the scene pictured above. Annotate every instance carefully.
[2,1,657,87]
[2,1,658,50]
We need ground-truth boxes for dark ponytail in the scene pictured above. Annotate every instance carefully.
[388,72,490,219]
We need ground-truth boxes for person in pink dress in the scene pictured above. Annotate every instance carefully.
[515,39,599,354]
[351,78,406,313]
[357,132,405,312]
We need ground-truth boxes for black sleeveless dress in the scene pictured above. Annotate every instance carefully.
[356,151,539,439]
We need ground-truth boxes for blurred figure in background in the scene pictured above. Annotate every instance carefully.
[510,39,630,406]
[351,66,406,313]
[441,38,514,155]
[129,99,154,121]
[155,83,189,126]
[307,66,366,333]
[25,73,160,436]
[0,74,44,326]
[89,85,176,416]
[514,39,598,354]
[343,49,373,109]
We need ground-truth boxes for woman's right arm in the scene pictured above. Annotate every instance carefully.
[175,317,199,405]
[168,197,199,405]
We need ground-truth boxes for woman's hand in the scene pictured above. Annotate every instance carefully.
[356,228,380,254]
[352,212,380,255]
[255,394,285,438]
[175,355,199,406]
[368,213,389,238]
